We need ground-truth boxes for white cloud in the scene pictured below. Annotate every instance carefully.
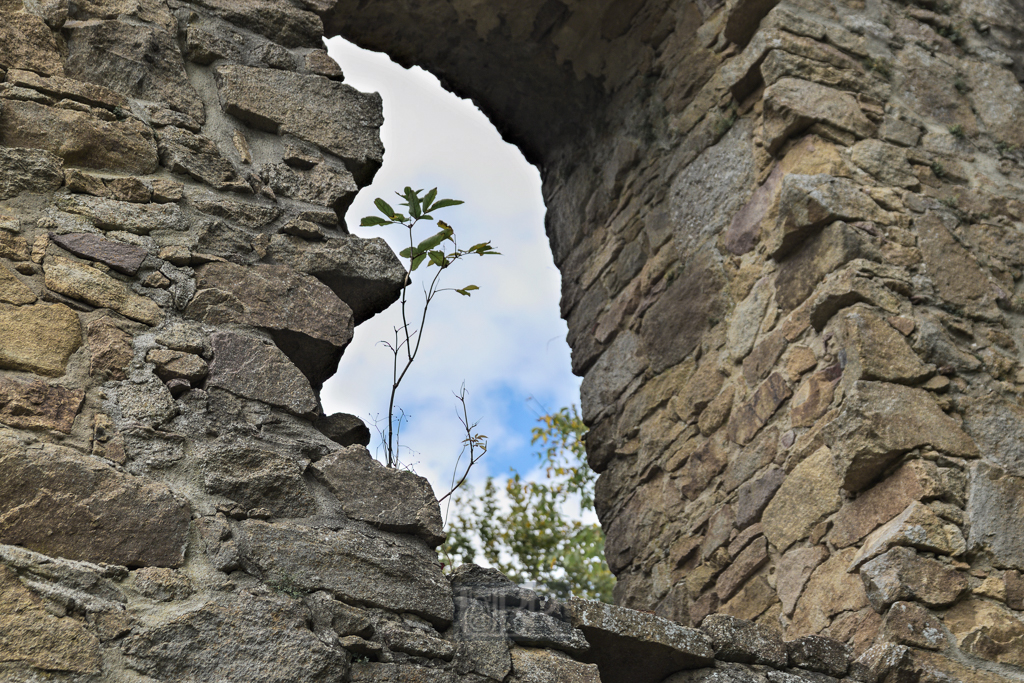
[322,38,582,496]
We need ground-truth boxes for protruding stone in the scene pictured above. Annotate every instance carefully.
[509,647,601,683]
[763,78,876,155]
[121,593,348,682]
[0,438,190,567]
[214,65,383,182]
[789,369,837,428]
[233,519,453,627]
[156,126,250,192]
[314,412,371,448]
[189,0,325,48]
[823,381,978,492]
[59,194,183,234]
[777,545,828,617]
[967,462,1024,571]
[206,331,318,418]
[786,634,851,677]
[880,601,948,650]
[775,220,878,312]
[726,373,792,446]
[567,598,713,683]
[44,256,162,325]
[790,548,869,635]
[187,261,354,389]
[835,305,932,385]
[917,211,1002,321]
[762,446,842,552]
[735,467,784,529]
[859,546,969,612]
[0,302,82,376]
[146,349,208,383]
[310,445,445,546]
[0,262,37,305]
[87,316,134,380]
[201,443,315,518]
[849,501,966,570]
[49,232,148,275]
[701,614,787,667]
[849,139,918,188]
[261,161,358,212]
[0,100,158,174]
[0,13,65,76]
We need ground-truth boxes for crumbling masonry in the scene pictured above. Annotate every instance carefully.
[1,0,1024,681]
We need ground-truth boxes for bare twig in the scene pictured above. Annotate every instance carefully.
[438,384,487,524]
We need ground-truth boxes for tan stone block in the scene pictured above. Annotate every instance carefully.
[785,344,817,380]
[918,211,1002,321]
[944,598,1024,667]
[44,256,162,325]
[0,231,31,262]
[0,376,84,433]
[0,261,36,305]
[763,78,876,155]
[790,548,869,635]
[697,383,734,436]
[727,372,791,445]
[719,574,778,623]
[789,369,837,428]
[0,565,101,673]
[777,545,828,617]
[762,446,842,552]
[0,13,65,77]
[0,302,82,376]
[850,501,966,570]
[835,304,933,385]
[86,316,134,380]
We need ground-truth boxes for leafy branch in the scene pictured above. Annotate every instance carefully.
[361,187,499,469]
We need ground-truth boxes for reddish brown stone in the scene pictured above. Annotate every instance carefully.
[0,377,84,434]
[87,317,135,381]
[673,438,728,501]
[0,438,191,567]
[716,536,768,602]
[50,232,149,276]
[727,373,792,445]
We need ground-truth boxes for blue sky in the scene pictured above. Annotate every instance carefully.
[321,38,582,495]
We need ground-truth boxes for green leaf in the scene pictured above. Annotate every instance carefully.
[374,198,396,218]
[428,250,445,267]
[405,187,422,219]
[410,252,427,271]
[417,229,450,253]
[361,216,389,226]
[431,199,464,211]
[399,246,415,259]
[422,188,438,213]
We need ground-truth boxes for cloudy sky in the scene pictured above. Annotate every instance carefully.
[321,38,582,499]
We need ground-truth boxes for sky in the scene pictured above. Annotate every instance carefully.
[321,37,583,499]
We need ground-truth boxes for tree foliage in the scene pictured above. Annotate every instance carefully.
[441,406,615,603]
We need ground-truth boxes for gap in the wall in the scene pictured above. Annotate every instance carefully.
[322,37,581,498]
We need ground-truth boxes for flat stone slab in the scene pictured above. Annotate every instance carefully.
[566,598,715,683]
[50,232,148,275]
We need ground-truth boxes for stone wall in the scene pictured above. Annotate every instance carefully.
[3,0,1024,682]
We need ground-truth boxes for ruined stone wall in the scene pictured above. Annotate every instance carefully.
[329,0,1024,681]
[3,0,1024,682]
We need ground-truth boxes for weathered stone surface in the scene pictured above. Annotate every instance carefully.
[640,258,725,374]
[968,462,1024,570]
[671,360,727,423]
[1007,570,1024,611]
[156,126,249,192]
[0,302,82,375]
[567,598,714,683]
[187,261,353,388]
[130,567,194,602]
[943,598,1024,667]
[65,20,204,124]
[262,161,358,211]
[735,468,784,529]
[0,100,158,174]
[965,60,1024,149]
[917,211,1001,320]
[742,330,787,385]
[215,65,383,182]
[310,445,445,546]
[45,256,162,325]
[0,377,83,433]
[201,443,315,518]
[5,68,129,110]
[0,262,35,305]
[727,276,772,361]
[829,460,944,549]
[790,548,869,636]
[777,545,828,617]
[206,331,318,417]
[0,231,31,262]
[315,412,371,448]
[850,501,966,570]
[510,647,601,683]
[775,221,876,312]
[823,381,978,492]
[673,438,728,503]
[266,233,405,324]
[59,194,183,234]
[835,305,932,385]
[0,13,64,76]
[121,593,347,682]
[961,397,1024,477]
[87,316,134,380]
[859,546,969,612]
[716,537,768,602]
[0,146,63,200]
[786,635,851,677]
[233,519,453,627]
[450,597,512,680]
[701,614,786,667]
[0,438,190,567]
[849,139,918,188]
[49,232,148,275]
[763,78,876,154]
[190,0,324,48]
[671,119,755,255]
[508,609,590,656]
[146,349,208,383]
[762,446,841,552]
[789,369,837,429]
[726,373,791,446]
[0,564,102,674]
[581,331,645,423]
[767,174,888,259]
[880,601,948,650]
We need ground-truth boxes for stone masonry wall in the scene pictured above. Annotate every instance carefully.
[329,0,1024,681]
[3,0,1024,682]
